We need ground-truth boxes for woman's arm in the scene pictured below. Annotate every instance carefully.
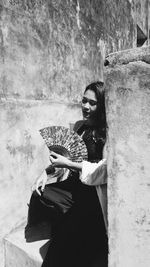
[49,151,107,186]
[81,159,107,186]
[49,151,83,171]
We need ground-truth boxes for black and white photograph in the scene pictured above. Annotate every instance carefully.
[0,1,150,267]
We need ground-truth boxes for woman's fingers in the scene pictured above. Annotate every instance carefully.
[49,155,55,163]
[31,183,35,192]
[32,171,48,196]
[49,152,61,165]
[49,155,62,167]
[41,175,47,192]
[50,151,58,158]
[35,178,42,196]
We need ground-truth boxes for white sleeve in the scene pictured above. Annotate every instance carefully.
[80,159,107,186]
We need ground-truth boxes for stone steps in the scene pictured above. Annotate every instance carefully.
[4,225,50,267]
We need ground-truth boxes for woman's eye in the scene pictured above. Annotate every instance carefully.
[89,101,97,106]
[88,100,97,106]
[82,98,97,106]
[82,98,87,104]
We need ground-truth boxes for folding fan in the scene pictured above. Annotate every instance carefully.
[39,126,88,162]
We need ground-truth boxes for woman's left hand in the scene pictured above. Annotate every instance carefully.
[49,151,71,168]
[31,170,48,196]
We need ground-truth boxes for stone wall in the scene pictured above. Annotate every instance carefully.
[99,0,136,54]
[131,0,150,46]
[0,0,104,101]
[0,0,104,265]
[0,0,149,266]
[105,46,150,267]
[134,0,149,36]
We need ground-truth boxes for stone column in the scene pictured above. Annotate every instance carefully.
[105,46,150,267]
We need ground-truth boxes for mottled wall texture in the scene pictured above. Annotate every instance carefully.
[105,46,150,267]
[98,0,136,54]
[0,0,104,101]
[0,0,149,266]
[133,0,149,37]
[0,0,104,265]
[131,0,150,46]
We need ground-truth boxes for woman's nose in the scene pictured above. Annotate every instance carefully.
[83,102,90,109]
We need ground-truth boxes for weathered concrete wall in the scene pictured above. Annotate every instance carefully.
[105,46,150,267]
[0,100,81,266]
[149,0,150,44]
[0,0,137,98]
[134,0,149,36]
[0,0,104,101]
[0,0,104,265]
[100,0,136,54]
[79,0,136,56]
[0,0,148,266]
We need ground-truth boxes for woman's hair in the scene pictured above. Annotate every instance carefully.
[84,81,106,134]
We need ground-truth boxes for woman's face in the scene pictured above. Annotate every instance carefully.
[81,89,98,121]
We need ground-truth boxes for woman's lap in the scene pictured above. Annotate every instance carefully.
[25,178,108,266]
[42,185,108,267]
[25,177,78,235]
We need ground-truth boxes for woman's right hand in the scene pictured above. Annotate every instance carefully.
[31,170,48,196]
[50,151,82,171]
[49,151,71,168]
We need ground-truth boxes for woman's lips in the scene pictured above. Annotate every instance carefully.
[83,111,90,118]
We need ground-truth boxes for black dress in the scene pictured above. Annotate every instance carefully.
[26,121,108,266]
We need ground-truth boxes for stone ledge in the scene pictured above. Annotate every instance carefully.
[105,45,150,67]
[4,227,50,267]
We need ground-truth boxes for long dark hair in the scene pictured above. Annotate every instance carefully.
[84,81,106,142]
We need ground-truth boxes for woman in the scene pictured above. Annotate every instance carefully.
[26,81,108,266]
[48,150,108,231]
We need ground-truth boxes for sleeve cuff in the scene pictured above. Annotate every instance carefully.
[80,159,107,186]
